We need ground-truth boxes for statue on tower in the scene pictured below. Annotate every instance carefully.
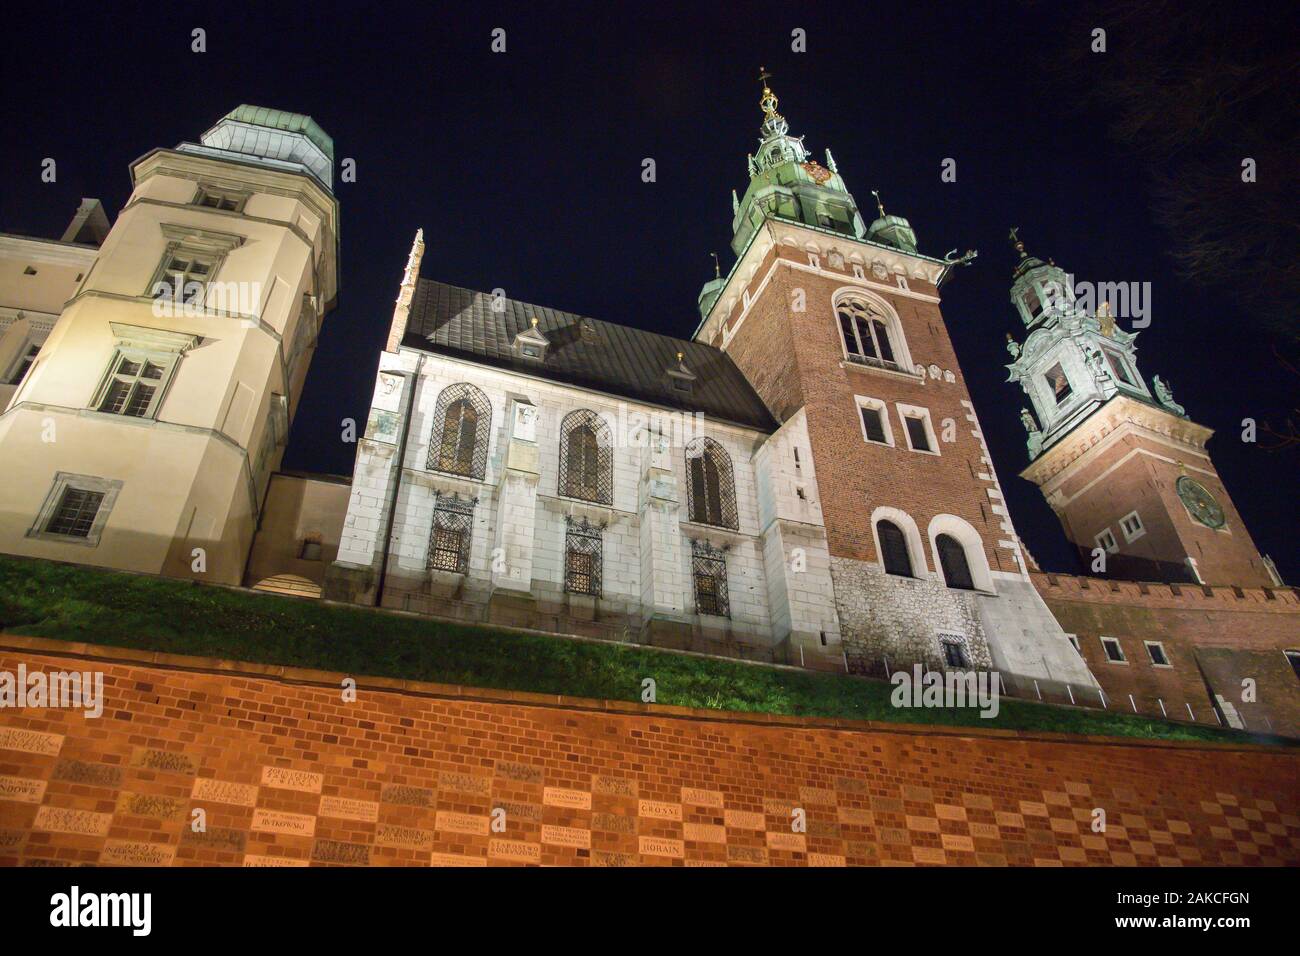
[1152,375,1186,415]
[1021,408,1044,459]
[1005,332,1021,358]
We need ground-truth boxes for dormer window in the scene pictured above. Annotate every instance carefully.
[1102,348,1136,387]
[666,351,696,397]
[512,317,549,362]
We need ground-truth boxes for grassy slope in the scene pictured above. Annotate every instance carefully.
[0,554,1262,744]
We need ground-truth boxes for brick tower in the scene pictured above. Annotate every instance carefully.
[1005,234,1275,587]
[693,75,1093,686]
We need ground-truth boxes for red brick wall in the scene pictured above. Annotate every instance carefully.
[720,246,1008,572]
[1035,573,1300,737]
[1046,429,1272,587]
[1,637,1296,867]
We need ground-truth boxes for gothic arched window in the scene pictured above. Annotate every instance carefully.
[685,437,738,530]
[558,409,613,505]
[877,520,913,577]
[836,296,898,369]
[429,383,491,479]
[937,533,975,590]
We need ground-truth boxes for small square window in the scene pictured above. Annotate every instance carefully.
[29,472,123,548]
[1119,511,1145,542]
[1145,642,1170,666]
[1101,637,1126,663]
[939,635,969,668]
[1286,650,1300,682]
[47,488,105,538]
[860,405,888,444]
[23,266,37,276]
[1095,528,1118,553]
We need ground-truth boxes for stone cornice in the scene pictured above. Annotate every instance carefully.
[0,234,100,268]
[1021,395,1212,487]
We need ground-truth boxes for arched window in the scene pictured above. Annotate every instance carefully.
[937,534,975,590]
[836,296,898,369]
[685,437,738,530]
[559,409,613,505]
[877,520,913,577]
[429,383,491,479]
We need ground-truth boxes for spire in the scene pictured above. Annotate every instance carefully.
[386,227,425,351]
[710,252,721,279]
[872,189,887,219]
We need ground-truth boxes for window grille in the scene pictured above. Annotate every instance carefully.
[428,493,475,574]
[564,517,603,597]
[429,383,491,480]
[691,539,730,618]
[558,409,613,505]
[684,437,738,530]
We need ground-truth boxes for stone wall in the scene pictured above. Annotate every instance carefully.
[0,637,1295,867]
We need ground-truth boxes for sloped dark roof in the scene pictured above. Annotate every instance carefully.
[403,280,777,431]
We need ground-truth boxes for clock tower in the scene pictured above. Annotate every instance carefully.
[1006,234,1275,587]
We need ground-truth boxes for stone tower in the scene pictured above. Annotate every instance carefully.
[1005,234,1274,587]
[0,106,339,584]
[694,76,1094,687]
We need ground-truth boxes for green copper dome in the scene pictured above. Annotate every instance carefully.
[222,105,334,163]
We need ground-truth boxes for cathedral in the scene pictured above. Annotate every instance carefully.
[1,88,1296,732]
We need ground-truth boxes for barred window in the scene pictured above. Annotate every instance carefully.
[559,409,613,505]
[429,383,491,480]
[46,488,105,538]
[940,636,969,668]
[427,493,475,574]
[564,518,603,597]
[691,540,730,618]
[685,437,738,530]
[877,520,913,577]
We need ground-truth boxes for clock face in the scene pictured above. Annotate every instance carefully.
[1176,476,1225,529]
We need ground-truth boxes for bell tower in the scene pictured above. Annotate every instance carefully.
[693,74,1094,688]
[1006,233,1274,587]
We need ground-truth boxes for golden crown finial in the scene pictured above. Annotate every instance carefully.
[758,66,778,118]
[531,316,539,328]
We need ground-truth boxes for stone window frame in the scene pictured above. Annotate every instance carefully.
[1144,640,1172,668]
[145,224,244,307]
[1118,510,1145,544]
[427,492,476,575]
[563,517,603,598]
[1066,634,1083,657]
[5,333,46,386]
[896,402,940,456]
[428,382,493,481]
[193,183,252,214]
[1099,636,1127,665]
[1094,526,1118,554]
[690,538,731,619]
[1283,649,1300,682]
[87,323,200,422]
[684,436,739,531]
[558,408,614,506]
[27,472,124,548]
[854,395,894,447]
[936,631,970,669]
[870,506,928,580]
[833,290,911,373]
[926,513,995,594]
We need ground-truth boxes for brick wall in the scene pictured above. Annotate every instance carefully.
[1,637,1296,867]
[1034,572,1300,736]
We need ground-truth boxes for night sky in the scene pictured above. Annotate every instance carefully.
[2,2,1295,580]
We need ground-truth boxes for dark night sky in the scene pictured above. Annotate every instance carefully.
[2,2,1295,580]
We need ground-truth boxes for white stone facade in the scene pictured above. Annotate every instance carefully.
[328,349,844,666]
